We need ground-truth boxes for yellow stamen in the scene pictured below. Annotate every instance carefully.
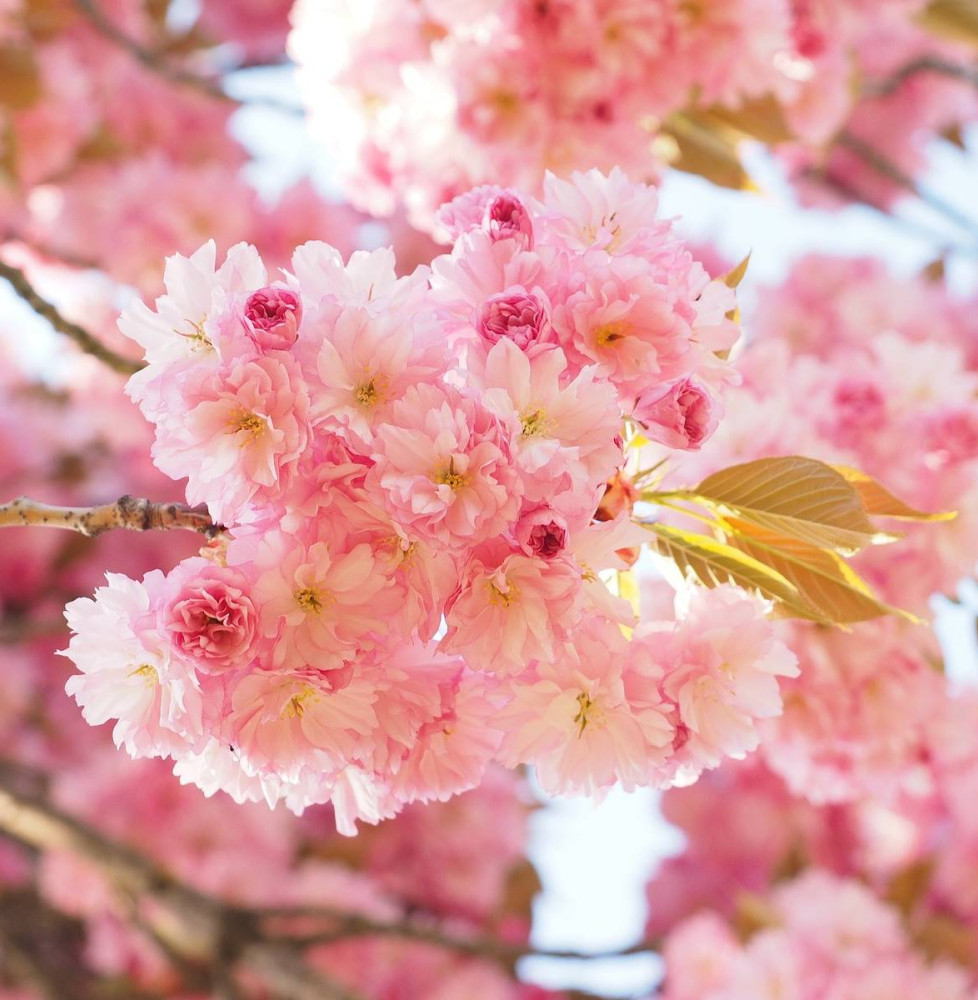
[594,320,628,347]
[282,684,318,719]
[520,408,550,438]
[231,410,266,443]
[434,458,468,491]
[354,380,380,407]
[485,580,519,607]
[573,692,594,735]
[128,663,158,687]
[295,587,330,614]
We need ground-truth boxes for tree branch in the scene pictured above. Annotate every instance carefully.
[74,0,305,116]
[257,905,658,966]
[0,771,368,1000]
[836,131,978,239]
[0,258,142,376]
[869,56,978,98]
[0,496,222,538]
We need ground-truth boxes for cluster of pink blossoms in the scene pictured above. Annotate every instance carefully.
[290,0,978,227]
[649,252,978,807]
[660,869,976,1000]
[61,170,800,830]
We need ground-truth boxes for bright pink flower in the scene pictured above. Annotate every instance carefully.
[633,377,721,450]
[477,286,553,350]
[160,558,260,674]
[514,505,568,561]
[243,285,302,351]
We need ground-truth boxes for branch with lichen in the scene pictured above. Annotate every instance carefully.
[0,258,143,376]
[0,496,222,538]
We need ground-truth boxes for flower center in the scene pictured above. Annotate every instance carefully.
[573,692,594,735]
[434,458,468,492]
[354,380,380,407]
[282,684,318,719]
[486,580,519,607]
[520,408,550,438]
[231,410,266,442]
[295,587,330,614]
[178,318,212,351]
[594,320,628,347]
[128,663,158,687]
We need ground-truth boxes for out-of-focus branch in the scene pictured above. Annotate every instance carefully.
[0,496,222,538]
[74,0,304,115]
[258,905,659,965]
[74,0,231,103]
[836,131,978,239]
[0,258,142,376]
[0,771,368,1000]
[869,56,978,97]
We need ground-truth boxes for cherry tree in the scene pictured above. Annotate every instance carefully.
[0,2,977,999]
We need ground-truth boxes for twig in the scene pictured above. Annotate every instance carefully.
[74,0,231,103]
[836,131,978,239]
[0,258,142,376]
[257,905,658,965]
[798,166,978,255]
[869,56,978,98]
[0,496,222,537]
[74,0,305,116]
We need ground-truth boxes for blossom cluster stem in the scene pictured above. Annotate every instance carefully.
[0,258,143,376]
[0,496,222,537]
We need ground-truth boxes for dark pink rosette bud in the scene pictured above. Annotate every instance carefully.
[634,378,720,451]
[162,559,260,674]
[477,286,552,349]
[484,192,534,248]
[515,505,568,560]
[244,285,302,351]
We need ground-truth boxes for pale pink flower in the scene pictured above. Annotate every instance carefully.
[480,338,623,502]
[390,676,504,803]
[536,167,669,256]
[496,617,674,796]
[152,353,310,524]
[436,185,534,248]
[62,572,203,759]
[477,286,553,350]
[441,552,583,674]
[367,383,522,550]
[658,586,799,771]
[313,300,448,448]
[226,667,379,777]
[159,558,260,674]
[552,252,695,394]
[240,525,399,671]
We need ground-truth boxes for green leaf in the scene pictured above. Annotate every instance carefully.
[690,456,893,555]
[832,466,957,522]
[723,518,918,625]
[644,521,828,622]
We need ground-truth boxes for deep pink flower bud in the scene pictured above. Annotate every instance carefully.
[515,506,568,560]
[244,286,302,351]
[477,287,551,349]
[634,378,719,451]
[484,193,534,247]
[162,561,259,674]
